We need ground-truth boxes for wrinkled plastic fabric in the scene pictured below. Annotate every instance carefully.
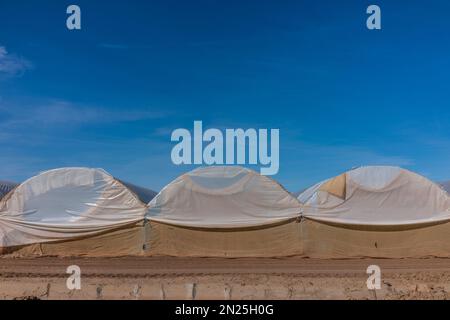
[120,181,157,204]
[299,166,450,226]
[147,166,302,228]
[0,168,146,247]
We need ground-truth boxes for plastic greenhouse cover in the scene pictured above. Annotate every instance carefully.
[299,166,450,226]
[0,168,146,247]
[147,166,302,228]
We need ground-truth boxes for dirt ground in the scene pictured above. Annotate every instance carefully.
[1,256,450,300]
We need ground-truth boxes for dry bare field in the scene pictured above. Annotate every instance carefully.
[1,257,450,299]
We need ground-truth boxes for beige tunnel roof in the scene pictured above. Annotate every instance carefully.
[147,166,302,228]
[0,167,146,248]
[298,166,450,226]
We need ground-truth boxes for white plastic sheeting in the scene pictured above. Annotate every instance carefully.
[0,168,146,247]
[147,166,302,228]
[120,181,157,204]
[299,166,450,226]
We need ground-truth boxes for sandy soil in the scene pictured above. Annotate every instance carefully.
[1,256,450,299]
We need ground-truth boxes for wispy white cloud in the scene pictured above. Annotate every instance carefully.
[0,99,169,129]
[0,96,175,182]
[151,126,176,137]
[0,154,47,183]
[0,46,32,76]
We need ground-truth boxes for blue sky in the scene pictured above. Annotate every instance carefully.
[0,0,449,192]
